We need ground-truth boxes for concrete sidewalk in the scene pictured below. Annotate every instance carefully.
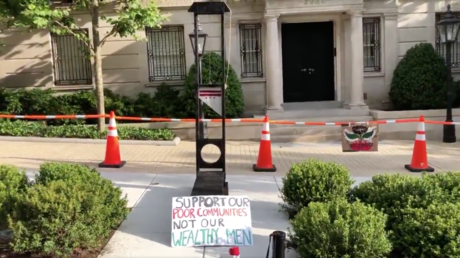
[3,139,460,175]
[50,172,389,258]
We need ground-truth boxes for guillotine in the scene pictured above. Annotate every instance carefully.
[188,1,230,196]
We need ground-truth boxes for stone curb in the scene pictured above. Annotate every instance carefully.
[0,136,181,146]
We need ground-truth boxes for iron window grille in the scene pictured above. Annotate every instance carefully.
[51,29,92,86]
[146,25,186,82]
[239,23,263,78]
[435,12,460,68]
[363,17,381,72]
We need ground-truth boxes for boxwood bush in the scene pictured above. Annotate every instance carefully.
[181,52,244,118]
[289,198,391,258]
[0,165,29,229]
[7,163,129,257]
[389,43,449,110]
[0,119,175,140]
[348,172,460,257]
[280,159,354,218]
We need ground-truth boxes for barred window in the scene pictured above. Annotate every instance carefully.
[51,29,92,86]
[363,18,381,72]
[239,23,263,78]
[436,12,460,68]
[146,25,186,81]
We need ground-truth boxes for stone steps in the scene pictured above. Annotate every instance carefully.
[267,115,374,142]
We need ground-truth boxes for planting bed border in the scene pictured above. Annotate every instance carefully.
[0,136,182,146]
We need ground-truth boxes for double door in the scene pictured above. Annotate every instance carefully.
[281,21,335,103]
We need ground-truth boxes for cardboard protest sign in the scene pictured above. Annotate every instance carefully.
[341,123,379,152]
[171,195,253,247]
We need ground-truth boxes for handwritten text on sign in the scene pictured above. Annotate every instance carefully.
[171,196,253,247]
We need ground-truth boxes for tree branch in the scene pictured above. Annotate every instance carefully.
[99,26,117,46]
[53,20,95,55]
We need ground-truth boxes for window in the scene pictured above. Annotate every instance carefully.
[363,18,381,72]
[51,29,92,86]
[436,13,460,68]
[146,25,186,81]
[239,23,263,78]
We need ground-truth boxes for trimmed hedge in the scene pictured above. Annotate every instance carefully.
[0,119,175,140]
[0,76,244,125]
[280,158,354,218]
[281,159,460,258]
[389,43,448,110]
[4,163,129,257]
[0,165,29,229]
[348,172,460,257]
[181,52,244,118]
[289,198,391,258]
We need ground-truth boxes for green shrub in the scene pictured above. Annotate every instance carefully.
[133,84,185,118]
[348,173,460,257]
[348,174,460,228]
[389,43,448,110]
[289,198,391,258]
[393,202,460,258]
[8,163,129,256]
[280,159,354,218]
[0,119,175,140]
[182,52,244,118]
[0,165,28,229]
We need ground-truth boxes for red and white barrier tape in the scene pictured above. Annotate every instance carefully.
[0,114,446,126]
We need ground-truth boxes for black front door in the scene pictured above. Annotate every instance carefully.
[281,22,335,103]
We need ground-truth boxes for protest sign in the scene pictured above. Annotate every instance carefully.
[171,195,253,247]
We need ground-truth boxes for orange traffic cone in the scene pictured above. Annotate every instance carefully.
[253,116,276,172]
[405,115,434,172]
[99,111,126,168]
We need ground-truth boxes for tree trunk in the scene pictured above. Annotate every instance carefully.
[92,0,105,131]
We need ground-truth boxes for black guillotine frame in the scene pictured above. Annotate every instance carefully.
[188,2,230,196]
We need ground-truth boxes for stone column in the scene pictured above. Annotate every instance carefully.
[265,14,283,112]
[347,11,368,109]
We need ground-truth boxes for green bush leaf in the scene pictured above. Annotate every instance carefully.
[280,158,354,218]
[289,198,392,258]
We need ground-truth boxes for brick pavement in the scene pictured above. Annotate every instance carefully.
[0,139,459,176]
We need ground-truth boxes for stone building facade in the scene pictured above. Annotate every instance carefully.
[0,0,457,114]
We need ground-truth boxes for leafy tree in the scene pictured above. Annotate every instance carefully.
[0,0,167,130]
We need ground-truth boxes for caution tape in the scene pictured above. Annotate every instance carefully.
[0,114,423,126]
[0,114,108,119]
[424,120,460,125]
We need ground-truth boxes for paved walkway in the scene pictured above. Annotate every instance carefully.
[23,171,394,258]
[1,139,459,175]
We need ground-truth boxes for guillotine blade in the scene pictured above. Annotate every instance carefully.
[198,87,222,116]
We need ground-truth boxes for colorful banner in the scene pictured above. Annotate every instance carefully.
[342,123,379,152]
[171,196,253,247]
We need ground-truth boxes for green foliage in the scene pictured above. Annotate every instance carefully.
[393,202,460,258]
[0,165,29,229]
[8,163,129,257]
[348,173,460,257]
[389,43,448,110]
[182,52,244,118]
[289,198,391,258]
[0,0,167,45]
[0,119,175,140]
[280,159,354,218]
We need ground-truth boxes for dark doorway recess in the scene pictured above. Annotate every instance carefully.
[281,21,335,103]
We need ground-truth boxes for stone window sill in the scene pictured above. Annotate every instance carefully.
[240,78,266,83]
[145,81,185,87]
[364,72,385,78]
[53,85,94,91]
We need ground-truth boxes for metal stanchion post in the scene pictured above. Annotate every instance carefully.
[271,231,286,258]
